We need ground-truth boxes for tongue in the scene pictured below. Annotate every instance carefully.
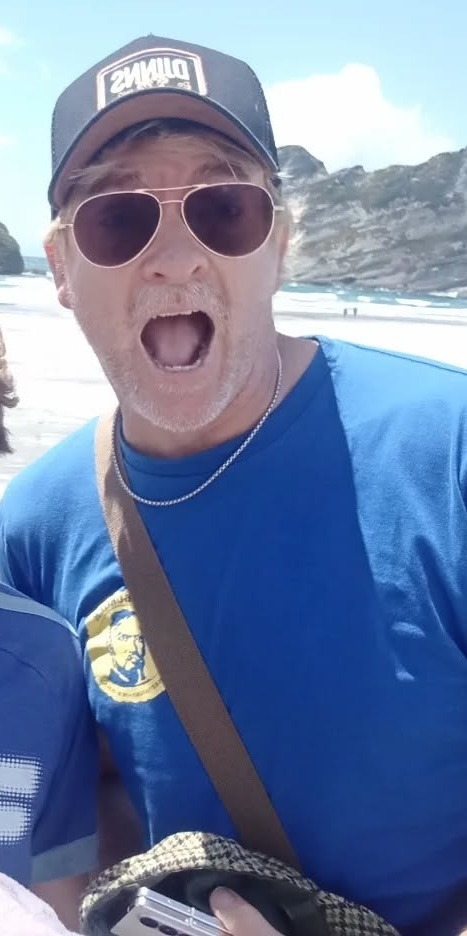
[143,313,206,368]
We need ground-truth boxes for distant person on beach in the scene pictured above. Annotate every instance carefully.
[0,34,467,936]
[0,332,97,926]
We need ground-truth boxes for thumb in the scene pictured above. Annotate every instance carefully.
[210,888,278,936]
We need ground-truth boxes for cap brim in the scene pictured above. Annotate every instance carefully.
[49,89,278,210]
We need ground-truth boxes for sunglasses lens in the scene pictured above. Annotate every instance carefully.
[73,192,160,267]
[184,184,275,257]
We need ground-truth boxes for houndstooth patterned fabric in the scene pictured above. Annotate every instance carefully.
[80,831,400,936]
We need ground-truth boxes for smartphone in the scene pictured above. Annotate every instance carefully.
[111,887,230,936]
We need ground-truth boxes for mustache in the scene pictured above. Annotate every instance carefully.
[132,283,226,320]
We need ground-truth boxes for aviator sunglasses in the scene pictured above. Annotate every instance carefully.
[57,182,284,268]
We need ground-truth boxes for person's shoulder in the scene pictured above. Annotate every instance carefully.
[0,581,74,626]
[318,336,467,410]
[316,338,467,482]
[1,417,98,520]
[7,416,98,489]
[0,583,78,648]
[0,582,82,697]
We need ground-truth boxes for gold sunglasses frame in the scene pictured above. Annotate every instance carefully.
[57,182,285,268]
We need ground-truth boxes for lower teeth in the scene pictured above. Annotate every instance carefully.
[142,311,213,370]
[155,342,206,371]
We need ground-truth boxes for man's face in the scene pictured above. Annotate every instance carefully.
[54,134,288,438]
[109,614,145,673]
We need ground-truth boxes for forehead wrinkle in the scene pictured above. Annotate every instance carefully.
[94,168,145,192]
[90,159,236,193]
[71,153,256,205]
[188,158,253,184]
[64,167,145,206]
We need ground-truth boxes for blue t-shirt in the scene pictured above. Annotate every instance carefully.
[0,337,467,933]
[0,583,98,886]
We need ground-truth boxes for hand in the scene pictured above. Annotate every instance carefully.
[0,873,80,935]
[210,888,281,936]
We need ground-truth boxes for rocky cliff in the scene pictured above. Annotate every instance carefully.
[278,145,467,294]
[0,223,24,275]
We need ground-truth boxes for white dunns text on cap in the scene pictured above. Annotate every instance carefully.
[97,48,207,109]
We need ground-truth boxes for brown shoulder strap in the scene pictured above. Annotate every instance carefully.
[94,412,300,870]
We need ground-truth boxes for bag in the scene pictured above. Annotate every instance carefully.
[84,413,400,936]
[80,831,398,936]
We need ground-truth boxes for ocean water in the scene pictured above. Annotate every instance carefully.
[0,272,466,493]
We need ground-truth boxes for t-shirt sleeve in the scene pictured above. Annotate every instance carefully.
[0,493,33,597]
[30,630,99,883]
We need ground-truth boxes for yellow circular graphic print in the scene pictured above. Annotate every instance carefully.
[85,588,165,703]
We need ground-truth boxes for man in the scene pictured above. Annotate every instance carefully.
[0,34,466,936]
[0,328,98,929]
[107,609,148,688]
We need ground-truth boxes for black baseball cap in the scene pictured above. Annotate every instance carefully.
[49,35,279,213]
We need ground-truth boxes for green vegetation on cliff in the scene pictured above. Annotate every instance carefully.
[0,222,24,275]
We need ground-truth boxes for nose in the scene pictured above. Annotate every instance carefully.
[139,201,209,283]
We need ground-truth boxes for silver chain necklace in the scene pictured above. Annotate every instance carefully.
[111,350,283,507]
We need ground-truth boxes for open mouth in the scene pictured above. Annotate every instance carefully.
[141,311,215,371]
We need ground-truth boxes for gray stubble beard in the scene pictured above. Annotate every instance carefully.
[73,281,256,436]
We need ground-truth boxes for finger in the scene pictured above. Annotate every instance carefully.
[210,888,279,936]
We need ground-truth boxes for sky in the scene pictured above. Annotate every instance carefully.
[1,0,466,255]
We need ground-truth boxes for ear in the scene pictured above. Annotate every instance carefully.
[44,239,73,310]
